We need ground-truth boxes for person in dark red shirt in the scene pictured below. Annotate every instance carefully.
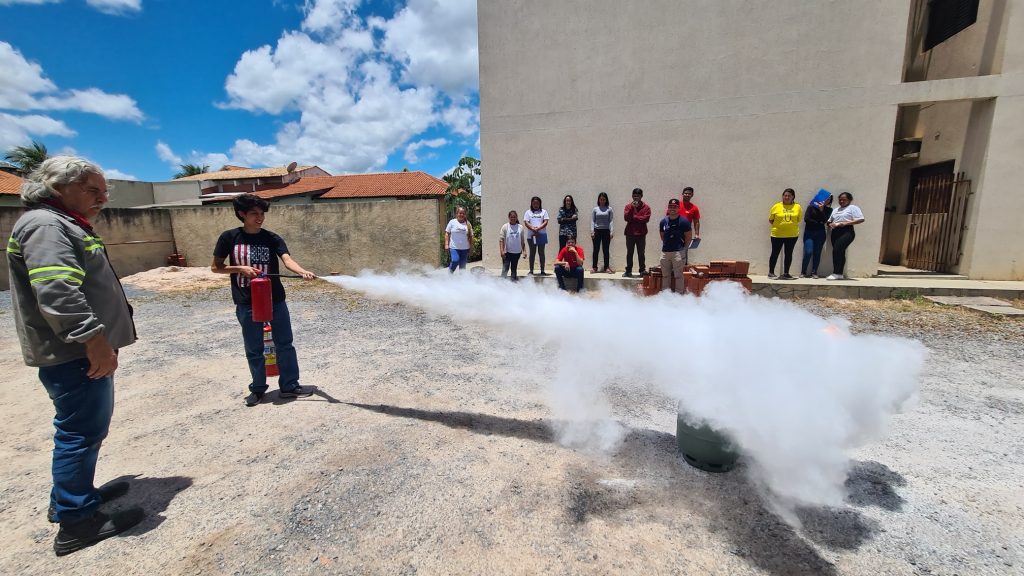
[622,188,651,277]
[680,186,701,242]
[554,235,585,292]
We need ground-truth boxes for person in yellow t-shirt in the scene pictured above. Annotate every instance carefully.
[767,188,802,279]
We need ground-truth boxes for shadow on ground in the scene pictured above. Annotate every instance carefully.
[346,402,908,576]
[266,386,342,405]
[103,474,194,535]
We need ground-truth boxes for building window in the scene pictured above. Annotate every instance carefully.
[924,0,979,51]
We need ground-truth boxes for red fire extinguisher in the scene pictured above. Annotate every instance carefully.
[251,275,273,322]
[263,322,279,377]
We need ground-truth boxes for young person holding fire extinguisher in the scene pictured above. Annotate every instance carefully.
[212,194,317,407]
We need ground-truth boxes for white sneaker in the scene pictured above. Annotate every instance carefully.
[826,274,842,281]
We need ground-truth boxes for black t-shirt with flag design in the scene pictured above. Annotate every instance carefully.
[213,228,290,305]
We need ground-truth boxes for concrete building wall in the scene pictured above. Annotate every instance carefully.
[153,180,202,205]
[169,199,443,275]
[0,207,174,290]
[480,0,1024,279]
[479,0,910,276]
[106,180,154,208]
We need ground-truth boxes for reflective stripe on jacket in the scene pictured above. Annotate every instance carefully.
[7,205,136,367]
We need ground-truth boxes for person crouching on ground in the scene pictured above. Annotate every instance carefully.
[659,198,693,292]
[555,235,586,292]
[8,156,145,555]
[212,193,316,407]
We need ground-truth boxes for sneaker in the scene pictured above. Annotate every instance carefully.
[244,391,264,407]
[780,274,794,280]
[622,271,633,278]
[767,273,778,279]
[811,273,819,279]
[591,267,598,273]
[539,271,550,276]
[800,273,810,278]
[48,481,130,523]
[53,508,145,556]
[279,385,314,399]
[826,274,842,281]
[604,268,615,274]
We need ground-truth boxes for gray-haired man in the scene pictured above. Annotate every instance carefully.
[8,156,144,555]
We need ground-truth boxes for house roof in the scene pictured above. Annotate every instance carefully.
[0,171,23,195]
[176,165,320,181]
[205,171,449,202]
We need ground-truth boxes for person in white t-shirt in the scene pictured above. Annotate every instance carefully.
[522,196,550,275]
[444,206,473,274]
[498,210,526,280]
[826,192,865,280]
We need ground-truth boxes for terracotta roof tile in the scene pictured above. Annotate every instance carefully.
[205,172,449,202]
[0,171,24,195]
[176,165,320,181]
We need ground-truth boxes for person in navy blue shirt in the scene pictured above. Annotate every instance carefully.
[659,198,692,293]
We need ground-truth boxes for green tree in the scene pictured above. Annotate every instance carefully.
[442,156,482,261]
[4,141,49,175]
[173,163,209,179]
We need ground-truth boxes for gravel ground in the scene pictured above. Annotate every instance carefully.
[0,270,1021,575]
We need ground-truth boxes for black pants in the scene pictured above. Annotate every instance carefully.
[502,252,521,280]
[831,226,856,276]
[528,239,546,273]
[769,236,798,275]
[592,229,611,270]
[625,235,646,274]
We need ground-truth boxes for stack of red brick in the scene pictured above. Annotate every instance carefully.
[684,261,751,296]
[639,261,752,296]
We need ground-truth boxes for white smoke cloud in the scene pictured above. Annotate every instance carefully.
[327,271,925,515]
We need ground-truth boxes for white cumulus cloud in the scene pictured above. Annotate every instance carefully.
[103,167,137,180]
[0,41,143,150]
[1,0,141,14]
[85,0,141,15]
[0,112,74,151]
[208,0,479,174]
[404,137,448,164]
[380,0,479,95]
[155,140,182,166]
[0,0,61,5]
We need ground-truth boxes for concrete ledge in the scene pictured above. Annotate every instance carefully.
[491,269,1024,300]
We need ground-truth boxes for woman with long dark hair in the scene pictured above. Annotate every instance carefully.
[767,188,801,279]
[826,192,865,280]
[557,194,579,250]
[523,196,550,275]
[590,192,614,273]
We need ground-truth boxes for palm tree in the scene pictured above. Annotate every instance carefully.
[173,163,209,179]
[4,141,49,175]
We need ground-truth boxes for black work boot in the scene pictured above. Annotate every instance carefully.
[53,508,145,556]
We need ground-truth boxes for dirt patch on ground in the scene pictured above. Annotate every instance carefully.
[0,282,1021,575]
[120,266,225,292]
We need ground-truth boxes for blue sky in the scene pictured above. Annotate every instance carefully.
[0,0,479,181]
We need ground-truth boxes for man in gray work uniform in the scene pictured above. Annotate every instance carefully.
[7,156,145,556]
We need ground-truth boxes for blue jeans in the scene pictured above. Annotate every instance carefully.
[38,358,114,523]
[236,301,300,393]
[802,229,826,275]
[555,265,585,291]
[448,248,469,273]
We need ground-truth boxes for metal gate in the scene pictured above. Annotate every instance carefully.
[906,172,971,272]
